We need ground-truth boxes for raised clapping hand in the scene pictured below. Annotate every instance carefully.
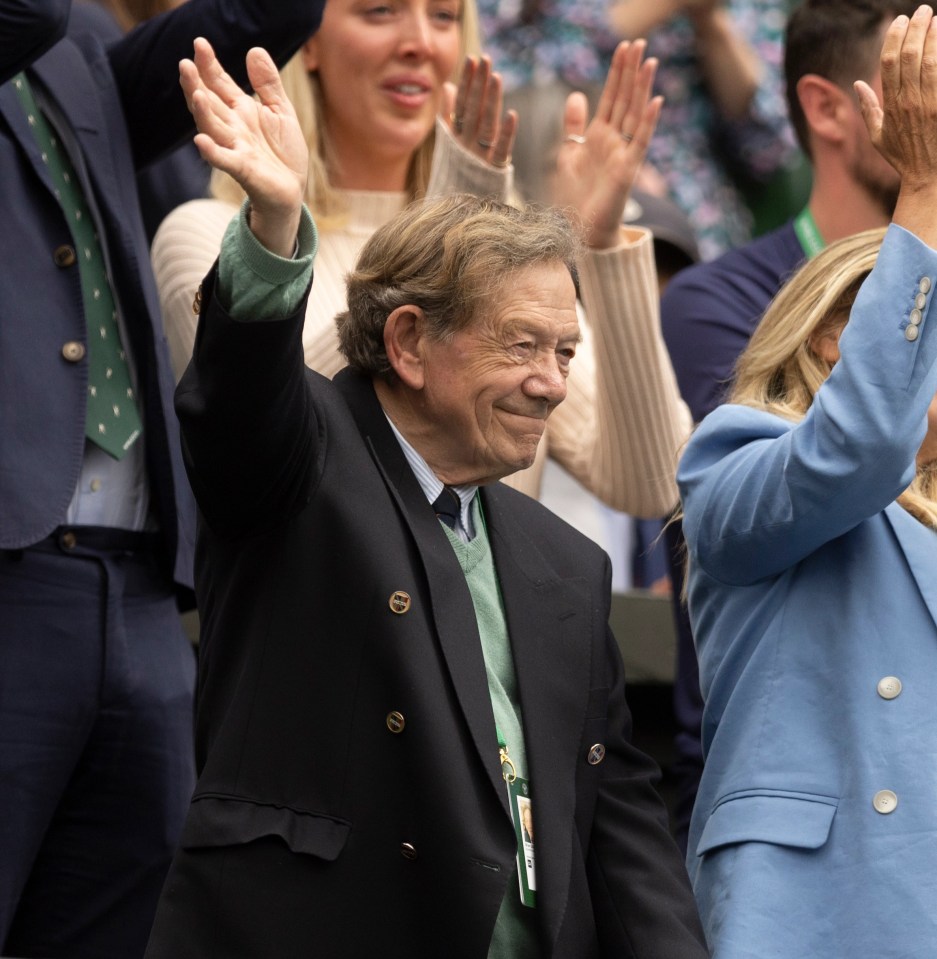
[551,40,662,250]
[856,5,937,244]
[180,38,308,258]
[442,55,517,169]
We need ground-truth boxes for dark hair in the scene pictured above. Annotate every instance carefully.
[784,0,919,154]
[336,194,581,380]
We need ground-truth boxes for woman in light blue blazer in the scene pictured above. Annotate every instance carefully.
[678,7,937,956]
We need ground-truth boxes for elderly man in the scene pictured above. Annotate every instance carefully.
[144,41,708,959]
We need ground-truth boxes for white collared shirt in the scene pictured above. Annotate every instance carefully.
[385,416,477,542]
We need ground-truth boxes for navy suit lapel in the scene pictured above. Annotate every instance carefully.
[2,46,122,254]
[29,43,122,212]
[31,42,106,139]
[885,503,937,630]
[481,485,593,949]
[334,369,510,814]
[0,82,58,196]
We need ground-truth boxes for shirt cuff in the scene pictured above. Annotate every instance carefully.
[217,199,318,323]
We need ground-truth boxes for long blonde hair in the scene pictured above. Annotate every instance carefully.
[211,0,482,228]
[732,226,937,529]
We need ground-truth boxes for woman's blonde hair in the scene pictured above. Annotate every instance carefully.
[731,226,937,529]
[211,0,482,227]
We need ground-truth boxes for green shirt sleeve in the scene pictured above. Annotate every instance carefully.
[216,199,318,323]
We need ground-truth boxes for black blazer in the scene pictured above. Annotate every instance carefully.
[146,268,707,958]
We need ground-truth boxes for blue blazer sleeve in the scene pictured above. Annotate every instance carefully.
[679,224,937,585]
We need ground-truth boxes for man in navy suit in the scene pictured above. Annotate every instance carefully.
[0,3,323,956]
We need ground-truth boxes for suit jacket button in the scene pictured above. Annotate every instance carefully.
[60,530,77,550]
[389,591,411,614]
[905,324,920,342]
[587,743,606,765]
[53,244,76,267]
[873,790,898,814]
[400,842,417,860]
[386,711,406,733]
[877,676,902,700]
[920,276,932,294]
[61,341,86,362]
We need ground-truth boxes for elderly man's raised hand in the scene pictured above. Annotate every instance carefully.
[856,5,937,241]
[180,38,308,257]
[551,40,662,250]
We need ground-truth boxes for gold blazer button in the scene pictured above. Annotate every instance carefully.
[587,743,606,765]
[388,591,411,614]
[53,244,76,268]
[386,711,406,734]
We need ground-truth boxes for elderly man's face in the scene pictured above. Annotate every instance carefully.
[418,262,580,486]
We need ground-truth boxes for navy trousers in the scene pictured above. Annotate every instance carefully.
[0,527,196,959]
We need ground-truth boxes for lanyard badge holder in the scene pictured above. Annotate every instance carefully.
[498,728,536,908]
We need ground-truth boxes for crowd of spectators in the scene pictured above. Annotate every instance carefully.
[3,0,937,957]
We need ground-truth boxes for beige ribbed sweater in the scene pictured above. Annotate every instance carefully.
[151,122,690,516]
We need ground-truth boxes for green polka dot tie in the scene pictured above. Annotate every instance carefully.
[13,71,142,460]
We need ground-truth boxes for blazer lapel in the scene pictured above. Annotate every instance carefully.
[481,485,593,950]
[333,369,509,812]
[0,81,58,197]
[3,47,119,238]
[30,40,107,143]
[29,43,123,213]
[885,503,937,630]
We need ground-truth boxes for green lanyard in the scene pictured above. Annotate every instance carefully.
[496,725,516,782]
[793,206,826,259]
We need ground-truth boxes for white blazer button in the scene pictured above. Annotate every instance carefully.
[910,308,923,326]
[905,324,920,342]
[915,292,927,309]
[920,276,932,294]
[873,790,898,814]
[877,676,902,700]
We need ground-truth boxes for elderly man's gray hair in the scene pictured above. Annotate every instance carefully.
[336,193,582,379]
